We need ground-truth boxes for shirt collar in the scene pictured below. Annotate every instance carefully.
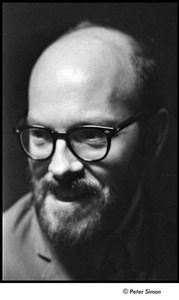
[31,207,53,262]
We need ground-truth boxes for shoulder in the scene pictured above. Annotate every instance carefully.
[3,193,33,237]
[3,193,34,279]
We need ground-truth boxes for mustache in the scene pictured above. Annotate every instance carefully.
[31,172,102,199]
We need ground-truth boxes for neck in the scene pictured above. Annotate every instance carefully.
[52,239,106,280]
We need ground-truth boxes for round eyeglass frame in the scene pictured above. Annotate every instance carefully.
[15,110,147,162]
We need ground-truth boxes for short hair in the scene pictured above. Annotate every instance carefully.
[65,21,164,116]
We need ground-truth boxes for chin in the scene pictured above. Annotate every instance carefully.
[34,192,109,247]
[31,171,133,247]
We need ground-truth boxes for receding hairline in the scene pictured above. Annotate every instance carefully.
[30,23,140,100]
[30,22,160,114]
[45,23,140,60]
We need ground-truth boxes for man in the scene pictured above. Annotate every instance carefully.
[3,22,169,281]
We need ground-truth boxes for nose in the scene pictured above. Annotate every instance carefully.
[48,139,84,178]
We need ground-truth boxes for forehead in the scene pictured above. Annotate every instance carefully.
[28,28,138,126]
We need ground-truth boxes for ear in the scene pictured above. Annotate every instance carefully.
[153,108,169,158]
[144,108,169,161]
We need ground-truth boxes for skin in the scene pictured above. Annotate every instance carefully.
[28,27,147,248]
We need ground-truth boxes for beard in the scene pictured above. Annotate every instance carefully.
[30,150,142,249]
[30,170,119,248]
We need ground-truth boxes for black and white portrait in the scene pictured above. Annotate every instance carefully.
[3,3,177,285]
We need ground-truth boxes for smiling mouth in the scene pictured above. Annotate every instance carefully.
[52,190,95,203]
[43,178,100,204]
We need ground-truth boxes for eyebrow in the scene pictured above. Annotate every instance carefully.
[71,118,119,127]
[27,116,121,129]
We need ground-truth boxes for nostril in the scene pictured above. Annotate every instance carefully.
[48,140,84,177]
[53,168,85,184]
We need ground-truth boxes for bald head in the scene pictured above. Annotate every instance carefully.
[29,25,143,111]
[28,23,160,125]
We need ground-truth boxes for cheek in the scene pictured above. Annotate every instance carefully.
[28,158,50,180]
[89,129,144,195]
[110,135,143,174]
[111,126,143,168]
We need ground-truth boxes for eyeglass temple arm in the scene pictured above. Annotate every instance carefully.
[115,110,148,132]
[14,109,28,134]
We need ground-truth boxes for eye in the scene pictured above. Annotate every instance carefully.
[70,128,107,148]
[30,129,51,145]
[76,129,103,141]
[82,129,101,140]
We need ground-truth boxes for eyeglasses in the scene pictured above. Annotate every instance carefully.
[15,111,147,162]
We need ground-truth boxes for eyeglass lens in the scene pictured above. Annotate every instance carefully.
[70,128,108,160]
[20,128,108,161]
[21,128,53,159]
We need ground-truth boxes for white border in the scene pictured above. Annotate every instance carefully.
[1,283,179,300]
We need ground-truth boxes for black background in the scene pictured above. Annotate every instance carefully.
[3,3,177,278]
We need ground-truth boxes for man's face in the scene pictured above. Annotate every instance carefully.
[28,34,144,246]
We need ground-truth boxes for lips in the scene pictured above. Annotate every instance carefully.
[41,176,101,203]
[49,182,97,203]
[54,189,91,202]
